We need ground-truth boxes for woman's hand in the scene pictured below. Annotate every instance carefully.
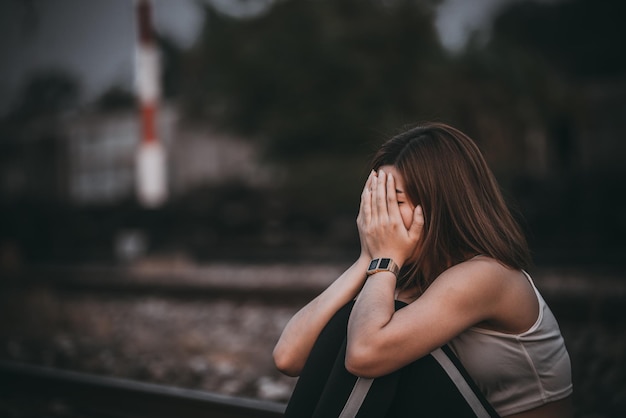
[357,169,424,267]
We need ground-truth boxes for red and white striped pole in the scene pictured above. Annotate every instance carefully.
[135,0,167,208]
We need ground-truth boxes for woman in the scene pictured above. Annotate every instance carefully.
[274,122,573,417]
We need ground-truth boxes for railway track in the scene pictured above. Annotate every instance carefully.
[1,264,341,306]
[1,360,286,418]
[2,264,625,417]
[4,263,625,320]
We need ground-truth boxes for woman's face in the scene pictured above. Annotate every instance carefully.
[379,165,416,230]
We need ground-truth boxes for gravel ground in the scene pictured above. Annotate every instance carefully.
[0,288,299,402]
[1,264,625,417]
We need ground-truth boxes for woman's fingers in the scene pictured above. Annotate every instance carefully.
[371,171,380,223]
[409,205,425,240]
[359,171,375,225]
[379,170,406,232]
[386,172,401,221]
[357,171,376,257]
[375,169,388,222]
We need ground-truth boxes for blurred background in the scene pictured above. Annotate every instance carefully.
[0,0,625,417]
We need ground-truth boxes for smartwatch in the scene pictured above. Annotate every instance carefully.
[366,258,400,277]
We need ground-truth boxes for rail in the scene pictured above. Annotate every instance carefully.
[0,360,286,418]
[5,264,626,321]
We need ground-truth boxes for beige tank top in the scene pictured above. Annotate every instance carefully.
[448,271,573,416]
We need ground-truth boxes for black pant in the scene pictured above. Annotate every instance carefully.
[284,301,500,418]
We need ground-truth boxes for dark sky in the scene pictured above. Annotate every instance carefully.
[0,0,516,115]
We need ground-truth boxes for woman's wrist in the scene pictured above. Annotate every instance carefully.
[346,255,373,284]
[358,252,372,266]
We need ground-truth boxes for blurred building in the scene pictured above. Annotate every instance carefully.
[65,108,142,205]
[0,103,272,207]
[169,122,272,194]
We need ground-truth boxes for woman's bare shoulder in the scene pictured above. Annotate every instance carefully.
[424,256,520,312]
[436,256,537,333]
[437,255,517,288]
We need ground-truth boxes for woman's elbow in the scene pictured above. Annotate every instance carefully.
[344,342,382,378]
[273,345,302,377]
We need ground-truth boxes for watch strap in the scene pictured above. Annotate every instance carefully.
[366,258,400,277]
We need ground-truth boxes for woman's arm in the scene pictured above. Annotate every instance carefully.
[273,255,370,376]
[345,259,505,378]
[273,172,379,376]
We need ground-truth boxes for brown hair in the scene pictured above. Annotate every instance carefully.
[371,122,531,292]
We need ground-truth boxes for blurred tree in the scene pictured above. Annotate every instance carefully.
[9,70,81,121]
[170,0,625,263]
[472,0,626,261]
[181,0,444,159]
[492,0,626,79]
[95,86,136,111]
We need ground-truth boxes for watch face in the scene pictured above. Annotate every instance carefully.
[379,258,390,269]
[368,259,379,270]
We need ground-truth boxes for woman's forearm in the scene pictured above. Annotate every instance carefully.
[346,271,397,376]
[273,255,371,376]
